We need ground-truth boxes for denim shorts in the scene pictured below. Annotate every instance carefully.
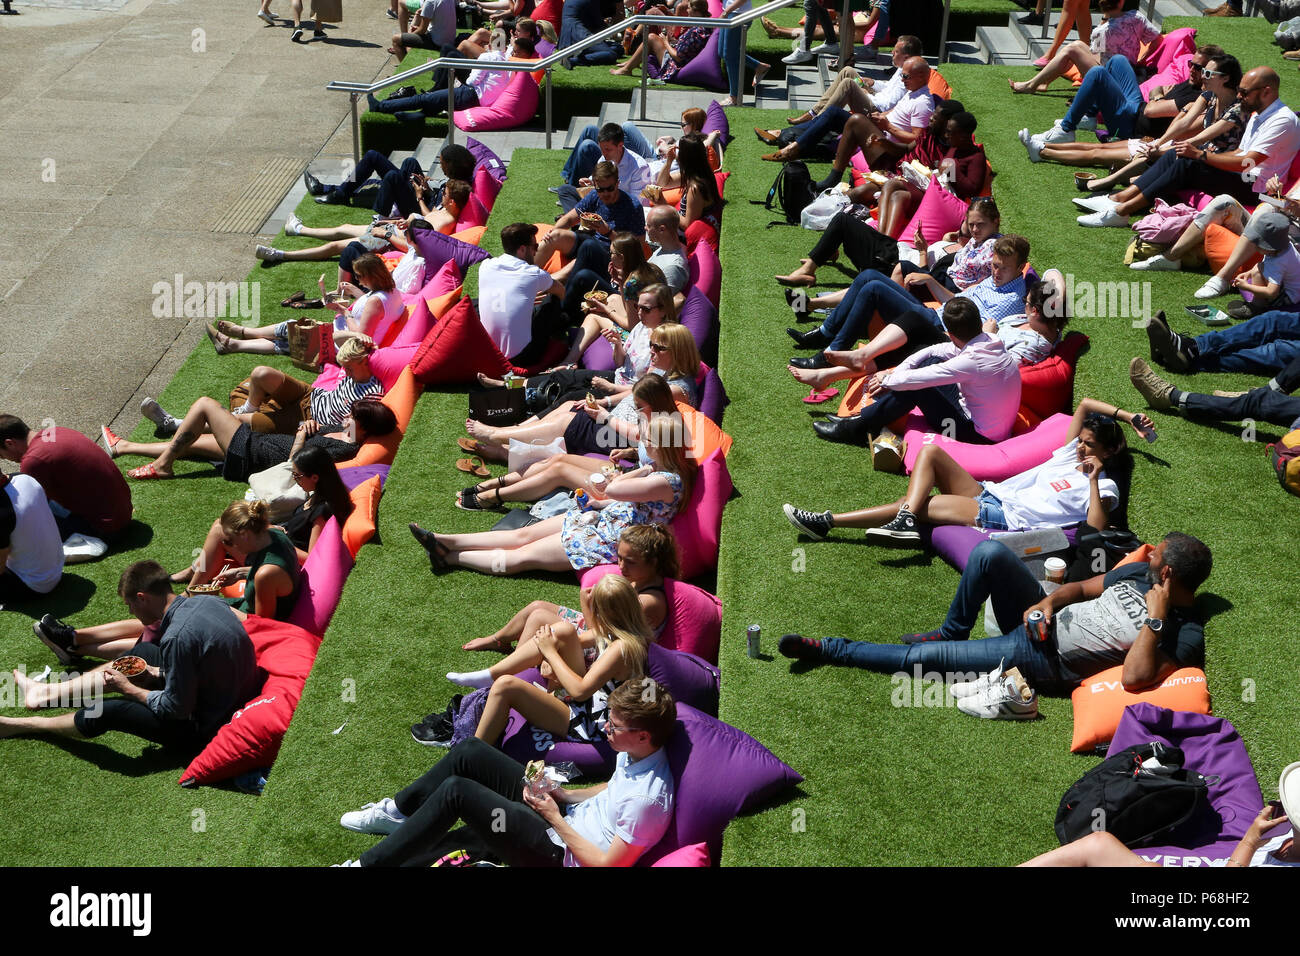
[975,489,1008,531]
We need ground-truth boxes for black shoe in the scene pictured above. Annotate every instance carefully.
[778,633,823,660]
[865,508,922,545]
[790,353,831,370]
[813,417,869,445]
[303,170,327,196]
[366,92,380,113]
[313,28,327,39]
[1145,310,1192,373]
[291,27,304,41]
[34,616,81,667]
[788,326,831,348]
[1018,12,1045,25]
[409,523,448,573]
[386,7,397,17]
[315,190,343,205]
[411,717,454,748]
[783,504,833,540]
[785,288,811,319]
[392,85,417,99]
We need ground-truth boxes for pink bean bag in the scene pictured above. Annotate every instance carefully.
[902,413,1073,483]
[395,260,461,344]
[285,517,355,637]
[178,615,322,787]
[579,566,723,664]
[454,193,490,231]
[893,178,969,243]
[689,241,722,309]
[670,448,732,580]
[454,70,539,132]
[1139,27,1196,74]
[473,165,504,209]
[310,342,419,393]
[1140,51,1192,101]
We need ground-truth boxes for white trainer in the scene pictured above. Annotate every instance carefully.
[1194,276,1229,299]
[782,47,817,65]
[949,658,1007,699]
[1074,115,1098,131]
[1078,207,1129,228]
[956,674,1039,720]
[1039,122,1074,145]
[810,42,840,56]
[340,798,406,835]
[62,534,108,564]
[1130,255,1180,271]
[1071,195,1115,213]
[285,213,304,236]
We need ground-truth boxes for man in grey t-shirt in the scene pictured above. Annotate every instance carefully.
[645,206,689,308]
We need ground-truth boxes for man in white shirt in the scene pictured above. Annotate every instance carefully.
[1080,66,1300,228]
[478,222,566,365]
[334,679,678,867]
[0,473,64,603]
[557,122,652,213]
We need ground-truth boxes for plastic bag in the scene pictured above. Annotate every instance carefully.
[391,247,426,293]
[508,436,564,474]
[800,187,852,231]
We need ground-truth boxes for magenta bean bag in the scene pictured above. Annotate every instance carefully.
[178,614,322,787]
[454,193,490,231]
[651,842,710,866]
[894,177,969,242]
[395,260,460,345]
[579,565,723,664]
[1140,52,1192,101]
[454,70,539,132]
[671,27,727,92]
[688,241,721,308]
[902,412,1073,483]
[679,285,719,367]
[473,165,504,209]
[1111,704,1276,866]
[311,342,420,394]
[285,517,355,637]
[669,448,731,580]
[1138,27,1197,74]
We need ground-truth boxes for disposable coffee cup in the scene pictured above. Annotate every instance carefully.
[1044,557,1067,584]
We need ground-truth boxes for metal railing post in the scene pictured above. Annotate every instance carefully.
[836,0,854,72]
[639,22,649,120]
[349,94,360,166]
[1144,0,1156,21]
[939,0,952,64]
[445,66,456,145]
[737,22,748,107]
[545,68,553,149]
[1040,5,1049,40]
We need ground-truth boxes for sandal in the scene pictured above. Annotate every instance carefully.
[215,319,245,338]
[128,463,170,480]
[456,456,490,478]
[279,292,306,308]
[456,486,504,512]
[457,436,488,454]
[803,387,841,405]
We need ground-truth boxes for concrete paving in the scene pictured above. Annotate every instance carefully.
[0,0,401,450]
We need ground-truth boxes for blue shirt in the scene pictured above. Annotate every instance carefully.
[932,273,1028,327]
[575,189,646,238]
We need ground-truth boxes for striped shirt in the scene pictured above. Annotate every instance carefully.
[310,376,385,429]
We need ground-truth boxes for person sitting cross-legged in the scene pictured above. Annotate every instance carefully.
[333,678,677,867]
[779,532,1212,720]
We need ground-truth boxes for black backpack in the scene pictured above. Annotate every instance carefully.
[757,161,816,226]
[1054,742,1214,848]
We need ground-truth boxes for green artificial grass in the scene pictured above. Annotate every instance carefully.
[3,14,1298,867]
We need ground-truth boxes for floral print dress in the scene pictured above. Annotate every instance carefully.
[562,471,684,569]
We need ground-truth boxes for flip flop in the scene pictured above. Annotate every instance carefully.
[457,437,489,454]
[456,456,490,478]
[803,387,840,405]
[128,463,170,480]
[280,291,307,307]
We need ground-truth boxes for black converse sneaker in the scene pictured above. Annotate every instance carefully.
[865,507,921,545]
[783,504,832,540]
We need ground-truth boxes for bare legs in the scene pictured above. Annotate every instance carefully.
[826,444,983,529]
[149,396,248,476]
[877,178,917,238]
[1036,140,1133,170]
[475,623,589,740]
[465,405,576,447]
[463,599,565,651]
[1038,0,1091,65]
[434,515,574,575]
[1010,40,1098,93]
[1020,830,1158,867]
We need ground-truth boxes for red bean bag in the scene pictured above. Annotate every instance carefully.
[178,614,322,787]
[1016,329,1090,431]
[410,297,512,386]
[454,70,539,133]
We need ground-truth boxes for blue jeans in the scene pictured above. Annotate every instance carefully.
[719,19,763,99]
[817,269,944,351]
[794,106,850,155]
[562,125,655,185]
[1194,309,1300,378]
[1182,386,1300,430]
[1061,55,1142,140]
[373,84,479,116]
[940,540,1045,640]
[818,628,1062,690]
[330,149,399,201]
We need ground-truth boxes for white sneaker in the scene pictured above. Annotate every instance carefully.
[1039,121,1074,145]
[810,42,840,56]
[1024,132,1043,163]
[257,9,275,24]
[1130,255,1180,272]
[956,674,1039,720]
[1078,207,1129,228]
[949,658,1006,699]
[285,213,304,236]
[782,47,816,65]
[1074,115,1098,132]
[1072,195,1116,213]
[62,534,108,565]
[331,859,362,867]
[1195,276,1229,299]
[255,244,284,263]
[340,798,406,834]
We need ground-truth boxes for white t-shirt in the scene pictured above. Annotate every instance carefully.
[996,314,1057,366]
[885,86,935,146]
[336,289,406,340]
[478,254,556,359]
[1,475,64,594]
[1239,99,1300,195]
[982,439,1119,531]
[554,747,674,866]
[468,51,513,107]
[1261,245,1300,303]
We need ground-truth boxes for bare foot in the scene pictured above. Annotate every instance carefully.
[12,669,49,709]
[752,63,770,90]
[1009,78,1036,94]
[461,636,511,652]
[610,66,631,76]
[788,365,842,389]
[464,419,499,443]
[476,372,506,389]
[776,259,817,286]
[824,349,876,374]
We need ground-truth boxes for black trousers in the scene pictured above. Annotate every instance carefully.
[71,642,208,754]
[360,738,566,867]
[1183,386,1300,430]
[809,211,900,274]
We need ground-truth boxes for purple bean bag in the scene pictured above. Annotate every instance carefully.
[697,365,728,426]
[535,37,556,57]
[703,98,730,147]
[409,223,491,278]
[338,464,390,491]
[580,331,618,372]
[688,241,721,308]
[1110,704,1275,866]
[679,286,719,367]
[580,565,724,664]
[670,27,727,92]
[285,517,354,637]
[465,136,507,184]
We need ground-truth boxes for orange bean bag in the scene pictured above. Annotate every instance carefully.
[1204,223,1263,277]
[334,366,422,469]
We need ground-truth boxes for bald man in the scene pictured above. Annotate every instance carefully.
[1079,66,1300,228]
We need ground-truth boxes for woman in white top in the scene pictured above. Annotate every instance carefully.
[783,398,1151,544]
[206,254,403,356]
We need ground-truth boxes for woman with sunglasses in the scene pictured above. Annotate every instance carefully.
[560,237,662,354]
[783,398,1149,544]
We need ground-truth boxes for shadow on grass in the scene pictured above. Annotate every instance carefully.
[1195,591,1233,626]
[46,737,183,779]
[2,573,97,622]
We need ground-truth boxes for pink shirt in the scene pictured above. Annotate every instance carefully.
[883,332,1022,441]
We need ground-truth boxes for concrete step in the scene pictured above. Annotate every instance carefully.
[627,85,721,121]
[977,24,1029,61]
[943,41,987,66]
[564,115,600,149]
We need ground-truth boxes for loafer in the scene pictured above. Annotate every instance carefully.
[813,417,869,445]
[754,126,781,145]
[787,326,831,348]
[303,170,327,196]
[789,354,831,370]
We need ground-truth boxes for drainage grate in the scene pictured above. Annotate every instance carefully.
[212,157,303,234]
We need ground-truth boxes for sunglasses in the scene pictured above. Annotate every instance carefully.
[1200,68,1227,79]
[635,302,661,313]
[1188,63,1204,72]
[648,342,668,352]
[1238,85,1266,96]
[290,470,307,481]
[595,183,618,194]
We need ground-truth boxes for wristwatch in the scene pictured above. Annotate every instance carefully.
[1143,616,1164,633]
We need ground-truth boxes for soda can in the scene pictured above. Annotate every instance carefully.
[1026,610,1048,643]
[746,625,761,659]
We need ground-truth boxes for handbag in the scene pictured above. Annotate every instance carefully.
[1066,523,1144,582]
[800,187,852,231]
[287,319,331,373]
[469,386,528,427]
[247,462,309,522]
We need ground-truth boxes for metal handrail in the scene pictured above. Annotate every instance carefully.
[328,0,957,162]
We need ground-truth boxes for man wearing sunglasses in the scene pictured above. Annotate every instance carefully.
[557,121,652,213]
[535,160,646,285]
